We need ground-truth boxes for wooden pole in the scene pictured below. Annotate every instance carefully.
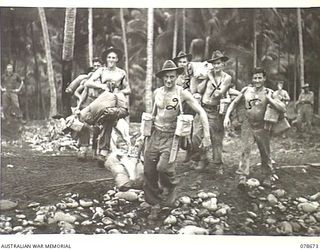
[172,9,178,58]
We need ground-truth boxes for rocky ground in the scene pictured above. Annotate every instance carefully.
[1,119,320,235]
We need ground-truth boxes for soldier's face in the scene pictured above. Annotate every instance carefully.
[252,73,266,89]
[93,62,101,71]
[163,70,178,89]
[6,65,13,74]
[177,58,188,68]
[106,52,118,67]
[211,59,224,73]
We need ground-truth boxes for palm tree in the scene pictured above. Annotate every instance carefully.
[172,9,178,58]
[120,8,130,122]
[297,8,305,88]
[62,8,77,116]
[253,9,258,67]
[88,8,93,66]
[145,8,154,113]
[38,7,57,118]
[182,8,186,52]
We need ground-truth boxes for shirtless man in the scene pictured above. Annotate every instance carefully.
[173,51,193,91]
[142,60,211,219]
[196,50,233,174]
[84,47,131,165]
[224,67,286,187]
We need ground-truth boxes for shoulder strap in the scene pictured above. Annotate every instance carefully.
[178,87,184,115]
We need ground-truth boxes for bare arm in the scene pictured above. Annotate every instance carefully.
[84,68,107,90]
[224,90,244,128]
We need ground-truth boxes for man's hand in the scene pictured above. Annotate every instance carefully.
[223,116,231,129]
[266,89,273,102]
[1,88,6,92]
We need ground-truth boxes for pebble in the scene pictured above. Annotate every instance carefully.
[164,215,177,225]
[197,192,209,199]
[202,198,218,211]
[277,221,293,235]
[310,192,320,201]
[16,214,26,219]
[246,178,260,187]
[115,191,138,201]
[247,211,257,218]
[266,218,277,224]
[179,196,191,204]
[272,189,286,198]
[0,200,18,211]
[290,222,301,232]
[79,199,93,207]
[297,197,309,203]
[178,225,209,235]
[297,202,319,213]
[28,202,40,208]
[267,194,278,206]
[95,228,106,234]
[108,229,121,234]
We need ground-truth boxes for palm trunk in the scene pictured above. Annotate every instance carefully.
[62,8,77,117]
[38,7,57,118]
[120,8,130,123]
[145,8,154,113]
[88,8,93,66]
[204,36,210,59]
[23,23,29,121]
[297,8,305,88]
[294,51,298,101]
[182,8,186,52]
[172,9,178,58]
[235,57,239,89]
[253,9,257,68]
[31,22,42,119]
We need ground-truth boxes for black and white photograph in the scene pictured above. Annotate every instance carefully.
[0,0,320,249]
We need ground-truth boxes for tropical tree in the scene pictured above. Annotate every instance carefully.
[297,8,305,88]
[38,7,57,118]
[88,8,93,66]
[61,8,77,116]
[145,8,154,113]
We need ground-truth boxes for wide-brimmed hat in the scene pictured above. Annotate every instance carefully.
[102,47,123,62]
[156,60,184,78]
[173,51,192,64]
[207,50,229,63]
[302,83,310,88]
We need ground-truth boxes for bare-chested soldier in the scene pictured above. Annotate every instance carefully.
[142,60,211,220]
[84,47,131,165]
[196,50,233,174]
[224,67,286,187]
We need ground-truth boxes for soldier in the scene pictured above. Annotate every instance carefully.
[295,83,314,133]
[195,50,233,175]
[172,51,193,91]
[1,63,25,122]
[224,67,286,187]
[84,47,131,166]
[141,60,211,219]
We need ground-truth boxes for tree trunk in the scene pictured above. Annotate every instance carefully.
[120,8,130,123]
[182,8,186,52]
[30,22,42,119]
[253,9,257,68]
[172,9,178,58]
[62,8,77,117]
[145,8,154,113]
[23,23,29,121]
[88,8,93,66]
[204,36,210,59]
[235,56,239,90]
[38,7,57,118]
[294,51,298,102]
[297,8,305,88]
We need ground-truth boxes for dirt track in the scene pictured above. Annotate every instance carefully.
[1,121,320,235]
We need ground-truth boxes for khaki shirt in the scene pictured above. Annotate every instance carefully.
[298,91,314,105]
[1,72,21,90]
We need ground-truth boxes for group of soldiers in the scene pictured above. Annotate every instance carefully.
[1,46,315,221]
